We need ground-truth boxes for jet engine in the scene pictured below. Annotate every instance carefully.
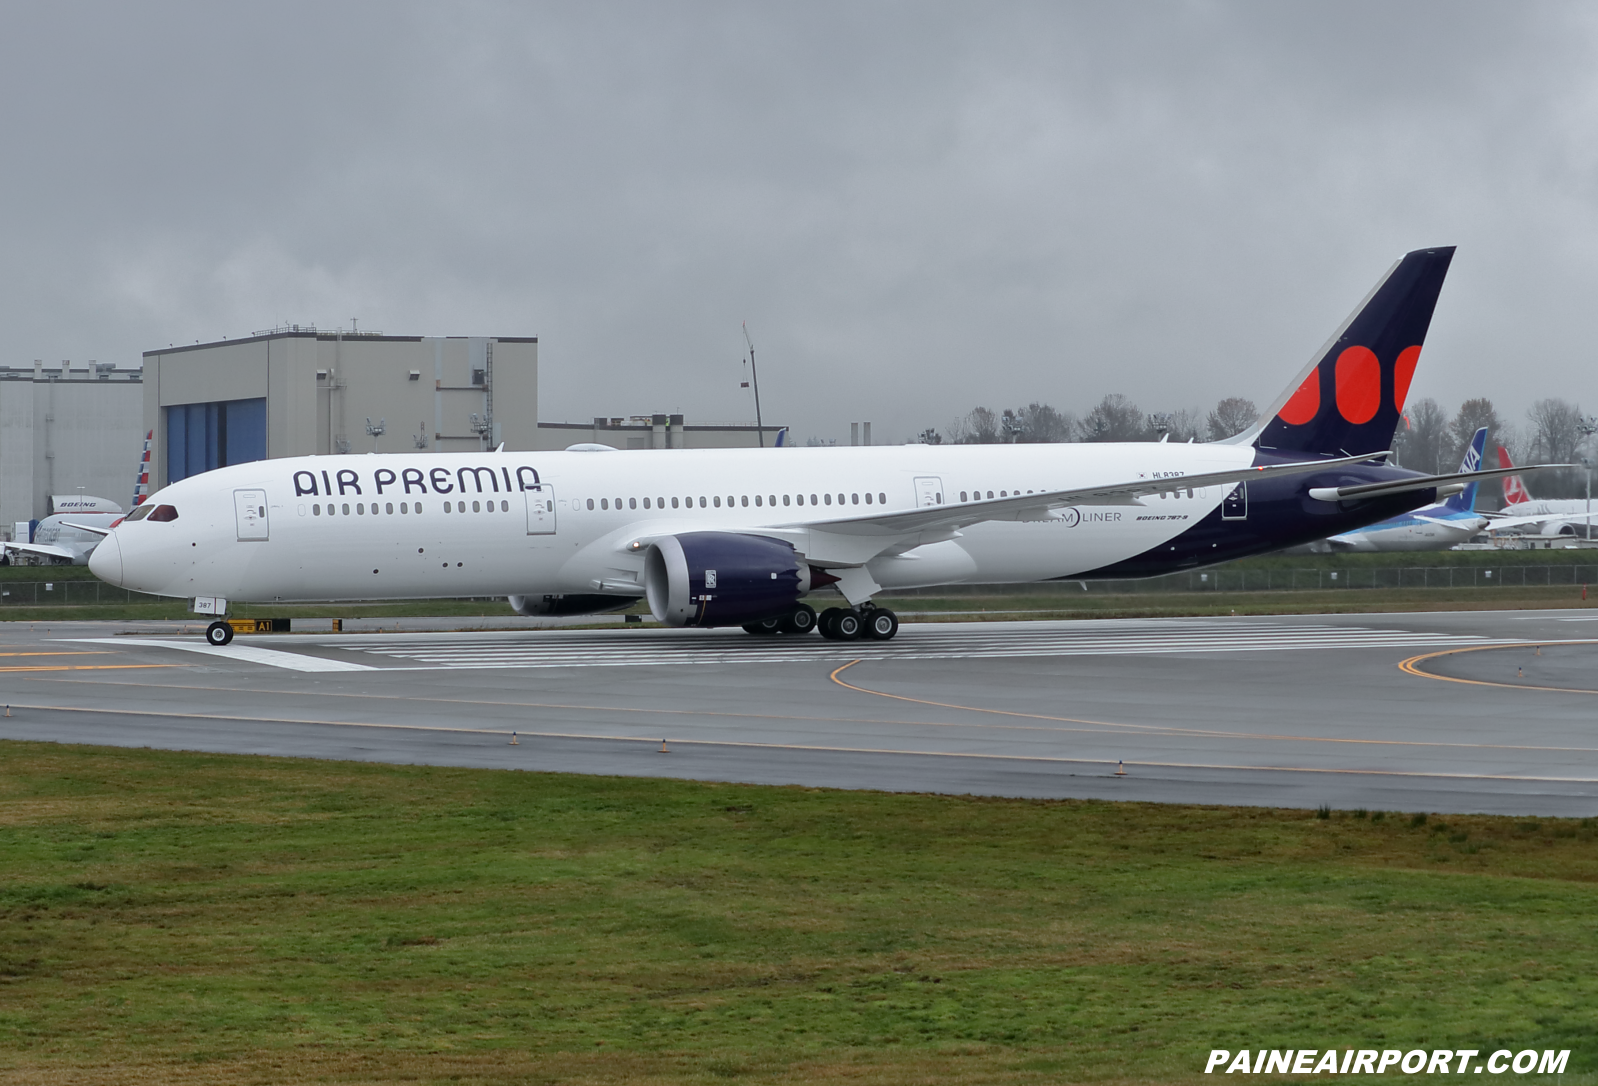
[644,532,812,627]
[507,593,641,617]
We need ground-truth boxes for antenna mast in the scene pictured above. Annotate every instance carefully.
[743,322,764,448]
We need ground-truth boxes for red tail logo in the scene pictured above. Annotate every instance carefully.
[1498,446,1531,504]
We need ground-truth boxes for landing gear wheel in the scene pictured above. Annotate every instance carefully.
[817,607,846,640]
[832,609,863,641]
[863,607,899,641]
[205,620,234,646]
[779,603,817,635]
[742,616,783,636]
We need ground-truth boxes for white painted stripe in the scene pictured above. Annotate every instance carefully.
[64,638,377,672]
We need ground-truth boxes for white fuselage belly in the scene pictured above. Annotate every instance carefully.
[104,443,1254,603]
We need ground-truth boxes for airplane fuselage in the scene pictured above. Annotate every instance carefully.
[90,442,1431,607]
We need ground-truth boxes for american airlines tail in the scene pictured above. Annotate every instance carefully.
[1499,446,1533,504]
[1240,247,1455,458]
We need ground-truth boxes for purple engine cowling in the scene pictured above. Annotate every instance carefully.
[644,532,812,627]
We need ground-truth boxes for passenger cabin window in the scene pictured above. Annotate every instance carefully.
[672,497,680,508]
[824,494,832,505]
[586,498,595,510]
[782,494,791,506]
[741,496,749,507]
[629,498,637,509]
[755,495,762,506]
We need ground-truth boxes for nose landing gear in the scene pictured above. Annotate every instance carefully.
[205,620,234,646]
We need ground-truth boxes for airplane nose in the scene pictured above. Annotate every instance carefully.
[89,531,123,585]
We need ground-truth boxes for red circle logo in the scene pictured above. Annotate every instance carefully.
[1392,345,1421,411]
[1277,371,1320,426]
[1335,346,1380,424]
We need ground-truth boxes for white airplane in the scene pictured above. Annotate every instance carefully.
[1485,447,1598,539]
[3,496,122,566]
[91,247,1554,646]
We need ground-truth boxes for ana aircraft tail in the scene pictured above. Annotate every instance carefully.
[1245,247,1455,457]
[1499,446,1533,504]
[1442,427,1488,512]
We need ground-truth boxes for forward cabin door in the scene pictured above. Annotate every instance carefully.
[233,489,269,541]
[524,486,556,535]
[914,476,944,507]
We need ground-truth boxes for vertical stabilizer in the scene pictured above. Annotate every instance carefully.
[131,429,153,508]
[1244,247,1455,457]
[1499,446,1533,505]
[1443,427,1488,511]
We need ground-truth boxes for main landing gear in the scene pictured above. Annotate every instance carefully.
[818,605,899,642]
[741,602,899,641]
[205,620,234,646]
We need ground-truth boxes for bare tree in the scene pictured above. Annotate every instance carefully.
[1016,402,1075,443]
[953,406,1002,444]
[1445,398,1502,471]
[1393,397,1448,473]
[1527,397,1585,498]
[1160,408,1203,443]
[1078,394,1145,442]
[1205,397,1258,441]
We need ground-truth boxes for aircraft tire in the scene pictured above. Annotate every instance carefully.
[863,607,899,641]
[779,603,817,635]
[832,609,863,641]
[743,617,783,636]
[205,621,234,647]
[817,607,845,640]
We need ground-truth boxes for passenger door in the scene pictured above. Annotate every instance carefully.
[914,476,944,507]
[234,489,269,541]
[524,485,556,535]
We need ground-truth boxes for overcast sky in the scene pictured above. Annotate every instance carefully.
[2,2,1594,443]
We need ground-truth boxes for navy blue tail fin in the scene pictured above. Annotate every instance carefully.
[1249,247,1455,457]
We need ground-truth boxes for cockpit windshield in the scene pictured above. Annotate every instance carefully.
[146,505,179,522]
[124,505,152,521]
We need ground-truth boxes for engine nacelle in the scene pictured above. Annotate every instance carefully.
[507,593,641,617]
[644,532,811,627]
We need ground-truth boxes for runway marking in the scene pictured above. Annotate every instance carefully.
[9,699,1598,786]
[826,659,1598,755]
[64,638,377,673]
[306,621,1521,670]
[0,651,109,657]
[0,664,188,673]
[1398,640,1598,694]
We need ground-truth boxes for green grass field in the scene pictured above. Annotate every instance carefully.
[0,742,1593,1084]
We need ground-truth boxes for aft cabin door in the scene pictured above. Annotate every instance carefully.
[914,476,944,507]
[524,486,556,535]
[234,489,269,541]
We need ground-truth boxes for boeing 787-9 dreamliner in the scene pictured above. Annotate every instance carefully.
[91,247,1552,646]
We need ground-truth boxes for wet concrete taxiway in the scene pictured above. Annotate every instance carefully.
[2,610,1597,816]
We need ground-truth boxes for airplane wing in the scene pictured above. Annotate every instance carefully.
[2,541,79,561]
[795,451,1390,538]
[1411,515,1482,528]
[1485,511,1598,532]
[60,521,113,537]
[1307,463,1569,504]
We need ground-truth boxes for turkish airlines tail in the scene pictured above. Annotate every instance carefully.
[1498,446,1533,504]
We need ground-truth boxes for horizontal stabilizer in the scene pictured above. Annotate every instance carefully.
[60,521,113,537]
[1308,463,1568,504]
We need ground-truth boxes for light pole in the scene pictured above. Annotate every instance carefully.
[1579,416,1597,540]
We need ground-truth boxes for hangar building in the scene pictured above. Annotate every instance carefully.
[0,361,145,537]
[143,328,776,489]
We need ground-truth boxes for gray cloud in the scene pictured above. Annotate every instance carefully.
[1,2,1594,442]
